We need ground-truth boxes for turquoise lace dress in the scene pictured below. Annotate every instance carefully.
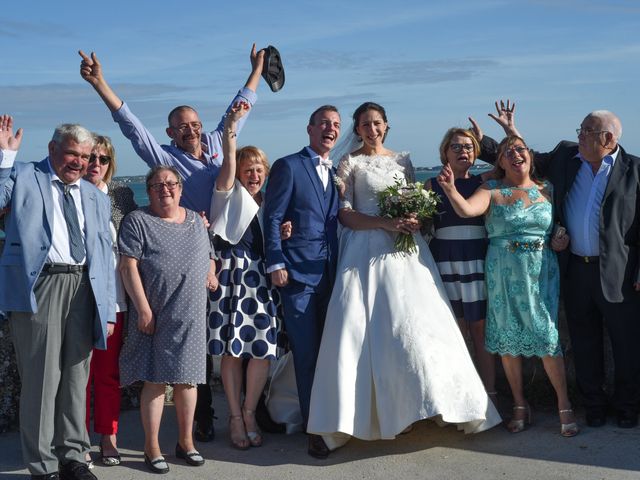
[483,180,561,357]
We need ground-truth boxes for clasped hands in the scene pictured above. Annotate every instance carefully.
[383,214,421,234]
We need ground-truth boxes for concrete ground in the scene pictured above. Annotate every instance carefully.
[1,391,640,480]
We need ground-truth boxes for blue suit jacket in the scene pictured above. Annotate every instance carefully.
[0,158,115,349]
[263,148,339,286]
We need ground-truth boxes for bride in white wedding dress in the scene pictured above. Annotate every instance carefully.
[306,102,501,451]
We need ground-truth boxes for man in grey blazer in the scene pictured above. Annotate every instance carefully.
[0,116,115,480]
[480,109,640,428]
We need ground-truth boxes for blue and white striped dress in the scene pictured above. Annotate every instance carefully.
[430,175,487,322]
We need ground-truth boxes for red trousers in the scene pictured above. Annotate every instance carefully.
[86,312,124,435]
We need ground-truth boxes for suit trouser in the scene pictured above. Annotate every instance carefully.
[10,270,95,475]
[86,312,124,435]
[279,269,332,427]
[564,256,640,414]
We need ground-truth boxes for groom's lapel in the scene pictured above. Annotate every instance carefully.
[300,149,327,216]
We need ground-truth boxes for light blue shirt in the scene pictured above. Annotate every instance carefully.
[112,87,257,216]
[564,148,618,256]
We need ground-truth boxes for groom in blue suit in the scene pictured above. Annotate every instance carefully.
[264,105,341,458]
[0,117,114,480]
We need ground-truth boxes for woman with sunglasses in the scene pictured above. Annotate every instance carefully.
[437,135,578,437]
[426,127,497,402]
[83,135,137,467]
[118,165,217,474]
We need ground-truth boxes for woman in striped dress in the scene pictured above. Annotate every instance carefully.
[427,127,496,399]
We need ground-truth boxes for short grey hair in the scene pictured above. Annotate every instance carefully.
[51,123,95,146]
[589,110,623,141]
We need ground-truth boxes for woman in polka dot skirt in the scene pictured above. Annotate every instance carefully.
[207,101,283,449]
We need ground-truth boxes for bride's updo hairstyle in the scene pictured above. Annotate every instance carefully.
[352,102,390,142]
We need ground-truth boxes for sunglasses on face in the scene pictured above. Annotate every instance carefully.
[449,143,474,153]
[89,154,111,165]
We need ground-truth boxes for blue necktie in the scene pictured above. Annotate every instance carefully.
[59,182,86,263]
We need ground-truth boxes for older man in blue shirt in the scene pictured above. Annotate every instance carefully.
[79,45,264,215]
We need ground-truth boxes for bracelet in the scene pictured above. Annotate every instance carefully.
[224,129,236,138]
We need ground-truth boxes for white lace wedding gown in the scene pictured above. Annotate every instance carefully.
[306,152,501,450]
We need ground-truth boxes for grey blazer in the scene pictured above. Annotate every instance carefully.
[0,158,115,349]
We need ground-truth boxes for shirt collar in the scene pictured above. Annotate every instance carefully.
[575,146,619,169]
[305,146,332,163]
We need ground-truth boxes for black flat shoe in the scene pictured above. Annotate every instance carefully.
[585,409,607,428]
[59,461,96,480]
[616,411,638,429]
[194,421,215,442]
[308,434,330,459]
[175,443,205,466]
[144,454,169,474]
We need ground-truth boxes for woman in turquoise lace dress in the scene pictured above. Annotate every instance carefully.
[437,135,579,437]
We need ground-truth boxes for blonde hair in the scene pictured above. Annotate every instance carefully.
[438,128,480,165]
[93,135,117,183]
[236,146,270,177]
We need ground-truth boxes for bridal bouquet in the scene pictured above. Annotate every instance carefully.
[378,177,440,254]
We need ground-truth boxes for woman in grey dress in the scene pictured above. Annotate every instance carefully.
[118,166,217,474]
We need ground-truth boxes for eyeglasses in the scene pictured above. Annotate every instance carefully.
[449,143,474,153]
[171,122,203,132]
[576,128,609,137]
[89,154,111,165]
[148,181,180,191]
[505,146,528,159]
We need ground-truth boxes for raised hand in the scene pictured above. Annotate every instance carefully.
[227,101,251,123]
[79,50,104,87]
[468,117,483,141]
[250,43,266,75]
[0,115,24,151]
[488,99,520,136]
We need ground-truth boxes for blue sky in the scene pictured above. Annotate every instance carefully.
[3,0,640,176]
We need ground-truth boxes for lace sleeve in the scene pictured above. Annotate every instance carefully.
[336,154,355,209]
[398,152,416,184]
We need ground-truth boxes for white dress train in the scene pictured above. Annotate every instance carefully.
[306,152,501,450]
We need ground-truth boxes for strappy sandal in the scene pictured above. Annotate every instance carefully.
[507,404,532,433]
[559,408,579,437]
[242,408,263,447]
[229,414,250,450]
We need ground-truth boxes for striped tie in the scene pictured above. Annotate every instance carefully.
[59,182,86,263]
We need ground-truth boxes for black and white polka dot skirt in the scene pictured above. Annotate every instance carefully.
[207,247,283,359]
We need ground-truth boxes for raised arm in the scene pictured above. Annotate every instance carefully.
[0,115,23,151]
[0,115,23,208]
[79,50,123,112]
[216,101,251,192]
[436,164,491,217]
[488,99,522,138]
[244,43,265,93]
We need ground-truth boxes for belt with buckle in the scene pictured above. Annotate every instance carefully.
[572,254,599,264]
[41,263,88,274]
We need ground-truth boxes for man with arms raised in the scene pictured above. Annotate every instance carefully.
[79,45,265,441]
[0,115,114,480]
[79,45,264,216]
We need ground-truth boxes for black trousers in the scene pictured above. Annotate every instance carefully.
[564,256,640,414]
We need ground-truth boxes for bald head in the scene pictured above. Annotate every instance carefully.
[587,110,622,141]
